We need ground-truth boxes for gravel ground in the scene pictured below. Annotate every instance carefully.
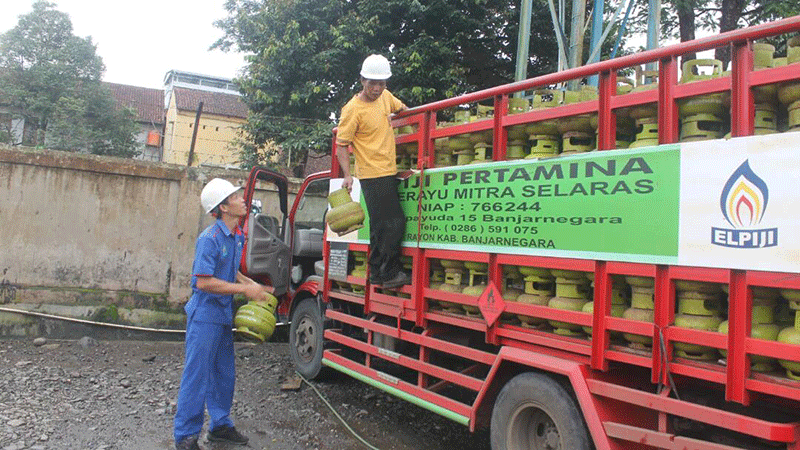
[0,336,490,450]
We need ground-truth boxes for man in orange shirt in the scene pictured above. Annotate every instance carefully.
[336,54,409,289]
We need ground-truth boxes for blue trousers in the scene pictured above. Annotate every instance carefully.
[173,318,235,443]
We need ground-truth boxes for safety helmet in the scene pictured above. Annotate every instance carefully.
[201,178,241,214]
[360,54,392,80]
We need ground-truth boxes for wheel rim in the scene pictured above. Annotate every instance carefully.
[295,315,317,363]
[508,402,561,450]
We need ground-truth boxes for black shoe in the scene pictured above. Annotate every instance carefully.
[208,425,248,445]
[368,274,383,285]
[175,435,200,450]
[381,271,410,289]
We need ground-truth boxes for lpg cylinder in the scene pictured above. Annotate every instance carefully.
[405,142,418,169]
[561,131,594,154]
[590,113,635,151]
[526,135,560,158]
[447,135,474,166]
[435,138,454,167]
[718,291,780,372]
[788,36,800,64]
[582,275,629,336]
[680,113,725,142]
[326,188,365,236]
[506,140,528,160]
[628,117,659,149]
[437,260,466,313]
[557,89,596,152]
[515,266,554,327]
[548,270,590,336]
[350,251,368,295]
[750,42,778,105]
[461,261,488,316]
[627,70,659,122]
[470,142,491,164]
[500,266,524,322]
[788,100,800,130]
[396,143,412,171]
[776,37,800,108]
[679,59,726,143]
[507,97,530,144]
[623,276,655,347]
[429,261,445,289]
[524,90,561,136]
[673,281,723,360]
[234,292,279,342]
[777,289,800,380]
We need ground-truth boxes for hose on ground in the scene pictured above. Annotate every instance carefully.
[0,306,287,334]
[296,370,381,450]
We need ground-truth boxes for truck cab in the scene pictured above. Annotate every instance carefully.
[239,167,330,323]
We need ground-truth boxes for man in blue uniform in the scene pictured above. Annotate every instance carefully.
[174,178,273,450]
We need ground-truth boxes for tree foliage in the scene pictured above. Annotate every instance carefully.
[214,0,562,170]
[628,0,800,68]
[0,1,139,157]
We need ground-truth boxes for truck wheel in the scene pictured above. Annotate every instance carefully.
[491,372,590,450]
[289,298,328,380]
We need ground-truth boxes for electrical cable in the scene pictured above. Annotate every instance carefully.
[295,370,382,450]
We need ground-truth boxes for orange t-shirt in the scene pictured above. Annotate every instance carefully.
[336,90,406,179]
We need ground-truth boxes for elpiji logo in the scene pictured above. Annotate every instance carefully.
[711,160,777,248]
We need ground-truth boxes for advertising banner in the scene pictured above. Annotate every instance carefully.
[328,133,800,273]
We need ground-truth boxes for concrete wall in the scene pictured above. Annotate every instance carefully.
[0,145,299,332]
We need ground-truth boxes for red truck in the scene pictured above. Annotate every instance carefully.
[241,16,800,450]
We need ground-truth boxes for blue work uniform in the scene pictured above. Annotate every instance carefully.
[174,219,244,443]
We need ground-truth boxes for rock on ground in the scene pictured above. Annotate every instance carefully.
[0,338,489,450]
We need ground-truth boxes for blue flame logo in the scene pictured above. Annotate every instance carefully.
[712,160,777,248]
[719,160,769,228]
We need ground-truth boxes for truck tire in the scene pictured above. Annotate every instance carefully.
[490,372,590,450]
[289,298,329,380]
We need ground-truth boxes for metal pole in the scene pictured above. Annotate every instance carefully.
[559,0,566,72]
[646,0,661,72]
[187,101,203,166]
[547,0,570,72]
[587,0,606,86]
[611,0,637,58]
[568,0,587,90]
[514,0,534,95]
[587,0,633,72]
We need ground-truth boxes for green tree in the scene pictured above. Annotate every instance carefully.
[214,0,561,171]
[0,1,139,157]
[629,0,800,68]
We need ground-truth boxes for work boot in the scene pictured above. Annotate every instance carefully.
[381,271,410,289]
[175,435,200,450]
[208,425,249,445]
[368,273,383,285]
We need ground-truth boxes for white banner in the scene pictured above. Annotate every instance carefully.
[678,132,800,273]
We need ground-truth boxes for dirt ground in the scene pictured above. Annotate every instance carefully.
[0,335,491,450]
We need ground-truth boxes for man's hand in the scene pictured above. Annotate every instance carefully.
[342,175,354,192]
[262,285,275,294]
[242,283,265,301]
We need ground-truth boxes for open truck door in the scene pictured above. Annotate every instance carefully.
[240,167,291,297]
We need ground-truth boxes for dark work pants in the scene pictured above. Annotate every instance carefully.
[360,175,405,281]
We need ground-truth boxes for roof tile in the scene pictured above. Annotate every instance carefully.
[173,87,249,119]
[104,82,164,125]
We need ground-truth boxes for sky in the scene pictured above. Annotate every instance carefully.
[0,0,248,90]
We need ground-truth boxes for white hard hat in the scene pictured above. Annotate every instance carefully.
[201,178,241,214]
[360,54,392,80]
